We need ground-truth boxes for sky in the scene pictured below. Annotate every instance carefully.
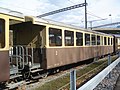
[0,0,120,28]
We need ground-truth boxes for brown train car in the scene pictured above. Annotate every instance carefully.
[0,12,114,82]
[18,16,113,70]
[113,35,120,53]
[0,12,24,82]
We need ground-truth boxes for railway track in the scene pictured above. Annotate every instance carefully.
[10,64,88,90]
[26,64,87,90]
[8,55,118,90]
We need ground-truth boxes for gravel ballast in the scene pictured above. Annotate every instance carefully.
[94,64,120,90]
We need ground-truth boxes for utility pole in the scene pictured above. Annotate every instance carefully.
[85,0,87,29]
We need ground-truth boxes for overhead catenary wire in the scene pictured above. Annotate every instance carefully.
[0,0,104,20]
[87,11,104,19]
[37,3,87,18]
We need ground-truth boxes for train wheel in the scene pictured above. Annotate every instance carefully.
[23,72,30,79]
[94,57,98,62]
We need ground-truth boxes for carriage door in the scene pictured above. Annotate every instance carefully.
[30,25,46,68]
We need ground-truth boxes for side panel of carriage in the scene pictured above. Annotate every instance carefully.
[43,25,113,69]
[45,46,113,69]
[0,14,10,82]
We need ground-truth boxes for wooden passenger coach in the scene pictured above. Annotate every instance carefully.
[25,16,114,69]
[0,10,114,82]
[0,12,24,82]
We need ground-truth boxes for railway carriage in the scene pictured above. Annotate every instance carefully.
[113,35,120,53]
[0,12,25,83]
[0,9,115,84]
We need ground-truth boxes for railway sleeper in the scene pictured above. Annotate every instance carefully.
[30,72,48,80]
[7,81,25,90]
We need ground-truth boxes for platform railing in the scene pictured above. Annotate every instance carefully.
[77,53,120,90]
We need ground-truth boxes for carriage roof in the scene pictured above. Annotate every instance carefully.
[27,16,113,37]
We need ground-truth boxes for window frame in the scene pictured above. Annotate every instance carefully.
[100,36,103,45]
[97,35,101,45]
[104,36,107,45]
[76,32,83,46]
[110,38,113,45]
[91,34,96,45]
[64,30,74,46]
[0,18,5,49]
[85,33,90,46]
[108,37,110,45]
[49,27,62,47]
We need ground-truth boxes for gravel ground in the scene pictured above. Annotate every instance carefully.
[94,64,120,90]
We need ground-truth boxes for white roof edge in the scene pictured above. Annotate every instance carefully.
[0,7,24,18]
[33,17,113,36]
[113,34,120,38]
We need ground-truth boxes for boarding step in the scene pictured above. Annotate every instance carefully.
[30,63,40,70]
[31,73,48,80]
[30,68,43,73]
[10,67,18,75]
[10,74,22,79]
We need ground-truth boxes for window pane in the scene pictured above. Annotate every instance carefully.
[85,33,90,45]
[111,38,113,45]
[0,19,5,48]
[97,36,100,45]
[91,34,96,45]
[104,37,107,45]
[76,32,83,46]
[108,37,110,45]
[65,30,74,46]
[49,28,62,46]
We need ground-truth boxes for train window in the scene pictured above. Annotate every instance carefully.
[64,30,74,46]
[101,36,103,45]
[91,34,96,45]
[118,38,120,45]
[116,38,118,43]
[104,37,107,45]
[108,37,110,45]
[0,19,5,48]
[76,32,83,46]
[97,36,100,45]
[49,28,62,46]
[85,33,90,45]
[111,38,113,45]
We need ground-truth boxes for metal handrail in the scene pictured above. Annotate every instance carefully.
[12,45,25,70]
[31,47,34,66]
[10,45,34,69]
[10,55,24,70]
[24,55,32,65]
